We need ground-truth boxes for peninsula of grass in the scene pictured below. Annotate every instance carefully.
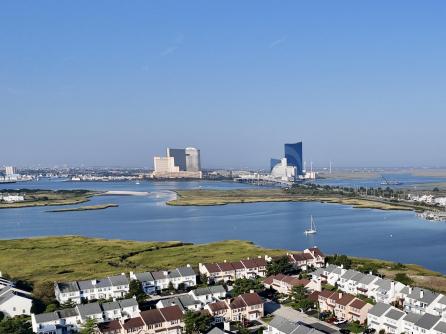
[47,203,118,213]
[0,189,100,209]
[167,188,427,212]
[1,236,446,293]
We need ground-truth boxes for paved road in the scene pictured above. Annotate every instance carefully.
[264,301,340,334]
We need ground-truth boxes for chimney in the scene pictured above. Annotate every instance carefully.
[91,279,97,286]
[339,292,343,299]
[224,260,227,263]
[250,289,255,294]
[247,257,250,260]
[186,264,191,268]
[340,264,344,269]
[409,286,413,294]
[391,281,395,290]
[258,255,262,259]
[163,271,168,276]
[121,272,125,276]
[369,271,373,275]
[420,290,424,299]
[129,271,134,278]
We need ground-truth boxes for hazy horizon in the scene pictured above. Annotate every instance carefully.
[2,1,446,169]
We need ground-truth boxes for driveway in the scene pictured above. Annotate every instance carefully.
[264,301,341,334]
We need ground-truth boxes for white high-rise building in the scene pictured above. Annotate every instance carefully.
[153,157,179,174]
[185,147,201,172]
[4,166,15,176]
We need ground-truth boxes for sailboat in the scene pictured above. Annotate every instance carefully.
[304,215,317,235]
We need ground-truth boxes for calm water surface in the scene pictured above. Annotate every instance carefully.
[1,180,446,273]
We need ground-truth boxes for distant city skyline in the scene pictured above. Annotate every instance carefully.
[1,1,446,168]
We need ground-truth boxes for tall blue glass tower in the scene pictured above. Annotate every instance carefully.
[284,142,303,175]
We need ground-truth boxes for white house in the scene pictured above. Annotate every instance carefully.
[368,303,406,334]
[0,286,33,317]
[188,285,226,305]
[129,271,156,295]
[32,298,139,334]
[55,274,130,304]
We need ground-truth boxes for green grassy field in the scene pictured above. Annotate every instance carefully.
[1,236,446,293]
[0,236,286,286]
[0,190,99,209]
[47,203,118,212]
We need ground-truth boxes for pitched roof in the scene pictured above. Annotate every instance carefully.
[56,281,79,293]
[308,247,325,258]
[415,313,441,330]
[77,303,103,318]
[108,274,129,286]
[203,263,221,274]
[217,262,235,272]
[384,308,406,321]
[119,298,139,308]
[140,309,165,325]
[134,271,154,282]
[158,295,200,311]
[122,316,145,330]
[407,287,439,305]
[159,305,183,321]
[341,269,359,280]
[434,321,446,334]
[239,292,263,306]
[368,302,392,317]
[403,312,423,324]
[207,300,229,312]
[207,327,226,334]
[34,311,60,323]
[348,298,367,309]
[97,320,122,332]
[337,293,355,306]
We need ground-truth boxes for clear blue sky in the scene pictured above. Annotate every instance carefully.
[1,1,445,169]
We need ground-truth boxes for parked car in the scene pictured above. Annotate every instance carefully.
[340,329,351,334]
[334,319,348,325]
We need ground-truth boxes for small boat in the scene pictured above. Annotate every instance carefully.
[305,215,317,235]
[135,181,140,185]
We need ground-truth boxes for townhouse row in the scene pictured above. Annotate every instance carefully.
[368,302,446,334]
[311,264,446,319]
[55,265,196,304]
[317,290,373,324]
[199,247,325,284]
[204,292,265,323]
[265,315,326,334]
[96,305,184,334]
[263,273,320,295]
[32,298,140,334]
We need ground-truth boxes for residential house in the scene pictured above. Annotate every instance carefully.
[96,306,184,334]
[32,298,140,334]
[129,272,156,295]
[318,291,372,324]
[55,274,130,304]
[264,315,325,334]
[0,286,33,317]
[263,274,311,295]
[368,303,406,334]
[287,247,325,271]
[402,287,441,315]
[156,295,201,312]
[369,278,406,304]
[188,285,226,305]
[205,292,264,323]
[150,265,196,291]
[139,305,184,334]
[199,257,267,283]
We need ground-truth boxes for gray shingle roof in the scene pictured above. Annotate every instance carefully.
[269,316,300,334]
[407,287,439,305]
[415,313,441,330]
[438,295,446,305]
[312,268,324,277]
[341,269,359,280]
[78,278,111,290]
[359,274,377,285]
[101,301,121,311]
[34,312,60,323]
[56,281,79,293]
[58,308,78,318]
[207,327,226,334]
[108,274,129,286]
[77,303,103,318]
[368,302,392,317]
[119,298,138,308]
[159,295,200,312]
[177,266,196,277]
[351,272,366,283]
[385,308,405,321]
[209,285,226,294]
[403,312,423,324]
[375,278,392,290]
[434,321,446,334]
[134,272,154,282]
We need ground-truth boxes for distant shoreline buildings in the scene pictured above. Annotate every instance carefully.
[152,147,202,179]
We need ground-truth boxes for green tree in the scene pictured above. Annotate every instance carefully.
[325,254,352,269]
[125,280,146,304]
[266,256,294,276]
[80,318,97,334]
[0,316,33,334]
[167,281,175,292]
[232,278,262,296]
[290,286,313,311]
[347,321,364,334]
[184,311,212,334]
[394,273,413,285]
